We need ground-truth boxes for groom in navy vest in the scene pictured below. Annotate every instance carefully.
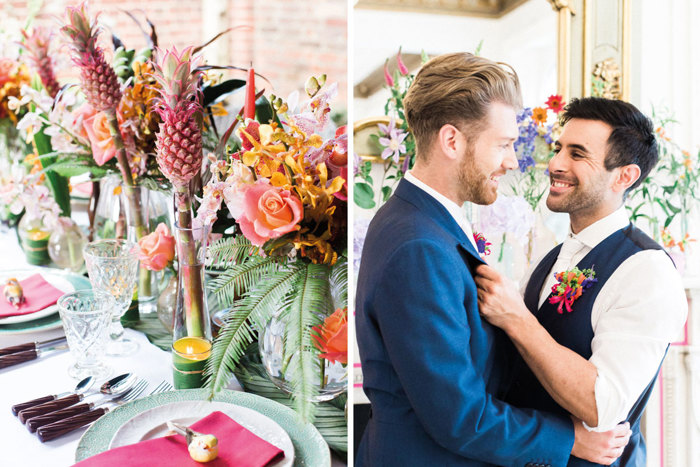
[476,97,687,466]
[356,54,631,466]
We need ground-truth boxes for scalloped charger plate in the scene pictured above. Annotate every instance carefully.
[76,389,330,466]
[109,400,294,467]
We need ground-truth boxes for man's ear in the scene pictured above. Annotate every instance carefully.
[437,124,466,162]
[612,164,641,193]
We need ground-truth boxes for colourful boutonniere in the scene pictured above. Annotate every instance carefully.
[549,266,598,314]
[473,232,491,256]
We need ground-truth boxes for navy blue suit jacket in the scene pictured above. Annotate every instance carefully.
[355,179,575,466]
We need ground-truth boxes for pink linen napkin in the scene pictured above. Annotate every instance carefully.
[73,411,286,467]
[0,274,65,318]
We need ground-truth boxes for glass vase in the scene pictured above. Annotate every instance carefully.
[48,219,88,272]
[17,215,51,265]
[122,185,163,309]
[260,308,347,402]
[172,222,212,389]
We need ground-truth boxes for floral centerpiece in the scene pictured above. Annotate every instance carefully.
[199,77,348,421]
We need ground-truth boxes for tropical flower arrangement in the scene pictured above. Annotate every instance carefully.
[548,266,597,314]
[354,47,425,210]
[197,76,348,421]
[626,113,700,257]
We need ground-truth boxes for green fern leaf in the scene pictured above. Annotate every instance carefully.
[210,256,283,307]
[207,235,260,269]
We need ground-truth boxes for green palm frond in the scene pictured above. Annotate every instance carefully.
[330,255,348,309]
[205,265,306,398]
[282,263,331,422]
[204,305,257,397]
[207,235,260,269]
[236,264,306,331]
[210,255,283,307]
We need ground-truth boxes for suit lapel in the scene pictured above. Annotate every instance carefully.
[394,179,486,268]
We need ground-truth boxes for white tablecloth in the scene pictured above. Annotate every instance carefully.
[0,225,345,467]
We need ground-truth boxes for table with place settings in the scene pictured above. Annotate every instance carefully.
[0,226,343,467]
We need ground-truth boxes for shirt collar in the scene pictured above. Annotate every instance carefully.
[404,171,478,249]
[569,206,630,249]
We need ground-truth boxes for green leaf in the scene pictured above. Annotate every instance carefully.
[381,186,392,202]
[354,183,376,209]
[254,95,280,126]
[282,263,330,422]
[206,264,304,398]
[207,235,260,269]
[202,79,246,107]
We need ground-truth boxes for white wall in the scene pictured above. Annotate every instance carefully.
[353,0,558,120]
[633,0,700,151]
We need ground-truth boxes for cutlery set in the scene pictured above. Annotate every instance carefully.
[0,336,69,369]
[10,371,173,442]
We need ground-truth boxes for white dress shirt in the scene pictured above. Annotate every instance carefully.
[403,172,480,253]
[530,207,688,431]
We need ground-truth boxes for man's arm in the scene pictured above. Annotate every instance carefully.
[372,240,585,466]
[475,254,687,430]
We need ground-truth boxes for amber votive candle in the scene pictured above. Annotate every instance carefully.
[172,336,212,389]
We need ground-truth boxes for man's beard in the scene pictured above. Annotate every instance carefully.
[546,172,608,215]
[457,147,497,205]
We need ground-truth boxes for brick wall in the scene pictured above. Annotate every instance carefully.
[2,0,347,111]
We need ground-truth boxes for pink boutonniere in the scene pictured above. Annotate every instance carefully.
[473,232,491,257]
[548,266,598,314]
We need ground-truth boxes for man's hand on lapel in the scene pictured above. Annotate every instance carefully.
[475,264,534,333]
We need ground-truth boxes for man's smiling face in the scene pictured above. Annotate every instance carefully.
[546,118,617,221]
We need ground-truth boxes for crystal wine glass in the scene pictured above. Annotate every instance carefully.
[57,289,115,379]
[83,239,140,356]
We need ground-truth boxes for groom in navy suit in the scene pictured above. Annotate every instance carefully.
[355,54,630,466]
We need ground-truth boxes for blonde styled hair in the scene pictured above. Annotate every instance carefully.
[403,52,522,158]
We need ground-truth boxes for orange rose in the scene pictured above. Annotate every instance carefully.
[136,223,175,271]
[312,308,348,364]
[237,180,303,246]
[83,111,117,166]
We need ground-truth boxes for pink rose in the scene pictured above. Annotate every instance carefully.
[238,180,303,246]
[71,103,96,141]
[83,111,117,166]
[136,223,175,271]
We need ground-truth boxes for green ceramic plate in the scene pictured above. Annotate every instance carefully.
[76,389,330,466]
[0,268,91,335]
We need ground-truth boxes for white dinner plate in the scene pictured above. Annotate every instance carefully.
[0,270,76,325]
[109,400,294,467]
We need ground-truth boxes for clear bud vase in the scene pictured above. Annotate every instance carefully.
[172,222,212,389]
[121,185,162,317]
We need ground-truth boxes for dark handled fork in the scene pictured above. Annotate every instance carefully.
[36,379,148,442]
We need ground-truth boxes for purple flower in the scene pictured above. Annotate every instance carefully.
[353,152,362,176]
[378,117,408,164]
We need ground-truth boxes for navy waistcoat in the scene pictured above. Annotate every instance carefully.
[506,224,668,467]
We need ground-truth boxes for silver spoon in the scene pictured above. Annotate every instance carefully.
[14,376,95,422]
[24,373,134,432]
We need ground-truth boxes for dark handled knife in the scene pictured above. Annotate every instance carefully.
[0,336,66,356]
[0,344,68,370]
